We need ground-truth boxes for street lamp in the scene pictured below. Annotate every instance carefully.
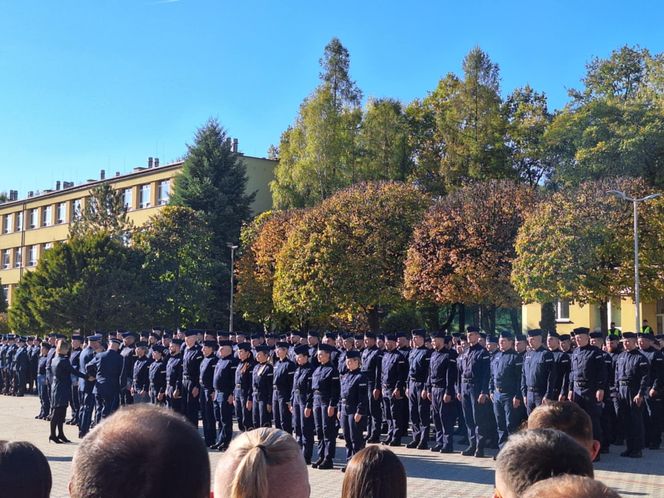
[607,190,662,332]
[227,243,239,333]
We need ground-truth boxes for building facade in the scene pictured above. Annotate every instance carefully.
[0,154,276,307]
[522,297,664,334]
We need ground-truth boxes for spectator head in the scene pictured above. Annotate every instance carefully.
[527,401,600,461]
[214,427,309,498]
[56,339,70,355]
[494,429,593,498]
[522,475,620,498]
[341,446,407,498]
[69,404,209,498]
[0,440,52,498]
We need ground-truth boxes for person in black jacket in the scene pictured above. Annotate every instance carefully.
[212,340,238,451]
[131,342,152,403]
[148,345,167,405]
[13,336,30,396]
[339,350,367,471]
[88,337,124,422]
[291,344,315,463]
[36,343,51,420]
[50,339,86,443]
[311,343,341,470]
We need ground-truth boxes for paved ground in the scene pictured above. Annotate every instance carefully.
[1,395,663,497]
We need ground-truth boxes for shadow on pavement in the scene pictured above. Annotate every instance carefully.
[396,453,494,484]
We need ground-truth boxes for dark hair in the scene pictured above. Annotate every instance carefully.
[527,401,593,445]
[0,440,52,498]
[341,446,406,498]
[496,429,594,497]
[70,404,210,498]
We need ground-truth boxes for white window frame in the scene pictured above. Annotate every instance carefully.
[1,285,8,302]
[3,214,12,234]
[42,205,52,227]
[29,209,38,229]
[14,247,22,268]
[28,245,37,267]
[71,200,81,222]
[139,184,151,209]
[1,250,9,269]
[157,180,169,205]
[15,211,23,232]
[56,202,67,224]
[123,188,133,211]
[555,300,571,322]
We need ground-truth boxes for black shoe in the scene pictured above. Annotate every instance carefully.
[629,451,642,458]
[305,458,311,465]
[417,443,429,450]
[366,436,381,444]
[388,440,402,447]
[461,446,476,456]
[312,457,325,469]
[341,466,346,473]
[318,460,334,470]
[406,441,420,449]
[59,436,72,443]
[34,415,41,419]
[382,439,392,446]
[648,445,661,450]
[440,446,454,453]
[430,445,442,452]
[209,443,220,449]
[49,436,63,444]
[474,448,485,458]
[217,444,229,452]
[458,438,469,445]
[600,446,610,454]
[620,450,631,457]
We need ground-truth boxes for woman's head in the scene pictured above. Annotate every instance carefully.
[56,339,71,355]
[341,446,406,498]
[0,441,52,498]
[214,428,310,498]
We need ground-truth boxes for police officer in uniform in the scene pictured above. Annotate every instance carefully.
[547,331,571,402]
[406,329,431,450]
[292,344,315,463]
[182,330,204,427]
[234,342,255,432]
[615,332,650,458]
[489,331,523,449]
[13,336,29,397]
[77,334,101,437]
[131,342,152,403]
[273,341,296,434]
[637,330,664,450]
[380,333,408,447]
[311,343,340,470]
[568,327,607,460]
[36,343,52,419]
[457,326,492,458]
[251,344,274,428]
[165,338,184,414]
[339,350,367,471]
[148,345,167,406]
[118,331,137,406]
[427,333,458,453]
[521,329,555,414]
[361,332,382,443]
[88,337,123,422]
[199,339,219,447]
[212,340,237,451]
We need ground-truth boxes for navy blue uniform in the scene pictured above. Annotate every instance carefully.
[549,349,571,401]
[615,348,650,454]
[199,353,219,445]
[88,349,123,422]
[639,346,664,449]
[273,358,296,433]
[458,343,492,453]
[292,362,315,462]
[148,357,167,405]
[77,346,96,436]
[182,345,204,427]
[51,356,83,408]
[521,346,555,414]
[165,352,184,414]
[427,347,458,451]
[213,354,238,447]
[408,346,432,447]
[381,348,408,445]
[361,345,383,441]
[68,347,82,420]
[37,355,51,418]
[13,345,29,396]
[489,349,523,448]
[570,344,608,444]
[132,355,152,403]
[252,361,274,428]
[340,369,368,461]
[234,359,255,431]
[311,362,340,464]
[119,345,136,406]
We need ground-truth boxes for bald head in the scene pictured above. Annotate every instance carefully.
[70,404,209,498]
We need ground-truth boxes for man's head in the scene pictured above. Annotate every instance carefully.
[521,475,620,498]
[214,428,309,498]
[526,329,543,349]
[494,429,593,498]
[527,401,600,461]
[70,405,209,498]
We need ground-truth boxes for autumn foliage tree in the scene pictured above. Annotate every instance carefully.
[511,177,664,332]
[404,180,539,333]
[273,182,429,331]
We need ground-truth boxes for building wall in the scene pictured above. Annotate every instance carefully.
[0,155,276,307]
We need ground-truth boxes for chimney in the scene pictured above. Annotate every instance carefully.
[63,181,74,188]
[115,171,121,177]
[148,157,154,168]
[226,137,232,149]
[9,190,18,201]
[232,138,239,153]
[154,157,160,167]
[28,191,34,198]
[100,169,106,180]
[56,181,61,190]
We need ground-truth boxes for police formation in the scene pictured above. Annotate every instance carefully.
[1,323,662,469]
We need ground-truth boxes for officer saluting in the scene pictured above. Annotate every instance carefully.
[339,350,367,472]
[615,332,650,458]
[521,329,555,414]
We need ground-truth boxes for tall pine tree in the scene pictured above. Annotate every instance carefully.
[170,118,255,327]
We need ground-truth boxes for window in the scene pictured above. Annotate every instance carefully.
[14,248,22,268]
[157,180,170,205]
[15,211,23,232]
[28,245,37,267]
[2,214,12,234]
[555,300,570,321]
[139,184,151,209]
[56,202,67,224]
[1,285,8,303]
[71,199,81,222]
[42,205,52,227]
[1,250,9,269]
[29,208,38,229]
[42,243,53,254]
[123,188,133,210]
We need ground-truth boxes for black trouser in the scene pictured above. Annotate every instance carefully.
[78,390,95,437]
[50,406,67,439]
[200,388,216,445]
[293,398,314,461]
[313,394,336,462]
[182,380,200,427]
[214,391,234,446]
[492,392,520,448]
[234,389,252,431]
[431,387,457,449]
[37,375,50,417]
[95,390,119,422]
[408,381,430,445]
[341,408,366,462]
[461,384,492,451]
[252,394,271,428]
[119,385,133,406]
[616,387,645,453]
[525,389,545,415]
[573,388,602,444]
[273,389,292,433]
[382,387,405,443]
[366,383,382,440]
[69,381,80,422]
[644,395,662,448]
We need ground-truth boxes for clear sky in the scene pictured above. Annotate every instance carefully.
[1,0,662,196]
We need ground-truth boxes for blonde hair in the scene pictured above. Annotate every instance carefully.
[216,428,306,498]
[56,339,70,355]
[522,475,619,498]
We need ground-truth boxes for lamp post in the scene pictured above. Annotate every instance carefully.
[607,190,661,332]
[228,243,239,333]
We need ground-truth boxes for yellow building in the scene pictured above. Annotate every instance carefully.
[522,298,664,334]
[0,153,276,307]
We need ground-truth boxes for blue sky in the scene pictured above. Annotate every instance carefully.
[1,0,662,196]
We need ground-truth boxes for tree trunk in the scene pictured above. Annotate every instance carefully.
[510,308,521,335]
[458,303,466,334]
[440,304,457,332]
[599,301,608,335]
[540,302,556,333]
[367,306,381,333]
